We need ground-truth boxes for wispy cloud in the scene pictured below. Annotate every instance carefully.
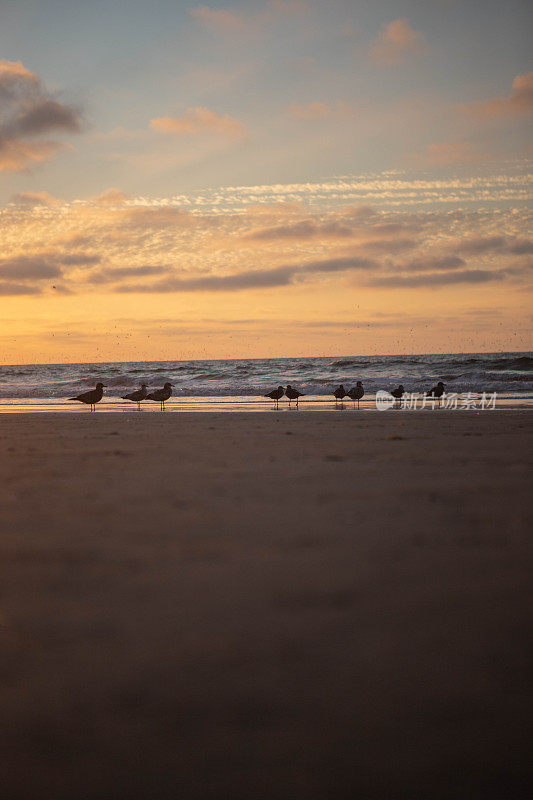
[10,190,60,207]
[116,255,378,294]
[190,5,251,35]
[447,236,533,256]
[0,281,42,296]
[410,141,484,167]
[92,188,130,206]
[150,107,246,140]
[367,269,513,288]
[190,2,307,36]
[370,19,428,66]
[0,251,100,282]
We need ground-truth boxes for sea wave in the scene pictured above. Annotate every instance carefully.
[1,352,531,399]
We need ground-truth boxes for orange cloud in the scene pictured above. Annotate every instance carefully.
[0,58,38,81]
[150,107,246,139]
[11,190,61,207]
[0,139,65,172]
[93,188,130,206]
[371,19,428,65]
[463,72,533,119]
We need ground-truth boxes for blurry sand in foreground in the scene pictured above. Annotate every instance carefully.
[0,411,531,799]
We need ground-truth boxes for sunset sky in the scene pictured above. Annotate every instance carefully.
[0,0,531,364]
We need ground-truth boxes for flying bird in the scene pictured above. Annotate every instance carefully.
[145,382,174,410]
[69,383,106,411]
[426,381,445,406]
[346,381,364,409]
[333,384,347,407]
[285,385,305,408]
[122,383,148,410]
[265,386,284,408]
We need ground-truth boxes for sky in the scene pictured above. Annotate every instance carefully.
[0,0,531,364]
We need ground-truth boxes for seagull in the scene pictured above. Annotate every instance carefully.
[285,385,305,408]
[333,384,347,407]
[346,381,364,409]
[122,383,148,410]
[145,382,174,411]
[69,382,106,411]
[265,386,284,409]
[426,381,445,406]
[390,384,405,407]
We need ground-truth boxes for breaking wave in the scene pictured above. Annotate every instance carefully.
[0,351,531,399]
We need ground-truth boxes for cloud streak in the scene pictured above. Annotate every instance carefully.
[151,107,246,139]
[116,255,378,293]
[368,269,513,288]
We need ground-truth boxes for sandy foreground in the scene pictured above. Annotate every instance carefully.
[0,410,531,799]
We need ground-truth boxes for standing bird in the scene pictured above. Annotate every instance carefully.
[122,383,148,410]
[285,385,305,408]
[146,382,174,411]
[346,381,364,409]
[69,382,106,411]
[390,385,405,407]
[265,386,284,409]
[426,381,445,406]
[333,384,347,407]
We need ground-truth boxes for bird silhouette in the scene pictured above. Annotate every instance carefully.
[265,386,284,408]
[390,385,405,407]
[285,385,305,408]
[333,384,347,407]
[146,382,174,410]
[426,381,445,406]
[122,383,148,410]
[69,383,106,411]
[346,381,364,409]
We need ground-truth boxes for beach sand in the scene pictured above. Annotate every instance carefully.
[0,410,531,799]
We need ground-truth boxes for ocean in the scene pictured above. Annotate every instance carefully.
[0,352,531,410]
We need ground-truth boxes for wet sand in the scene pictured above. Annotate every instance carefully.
[0,411,531,799]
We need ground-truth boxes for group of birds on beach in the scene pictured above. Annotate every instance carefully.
[265,380,446,409]
[70,382,174,411]
[70,379,446,410]
[265,380,366,408]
